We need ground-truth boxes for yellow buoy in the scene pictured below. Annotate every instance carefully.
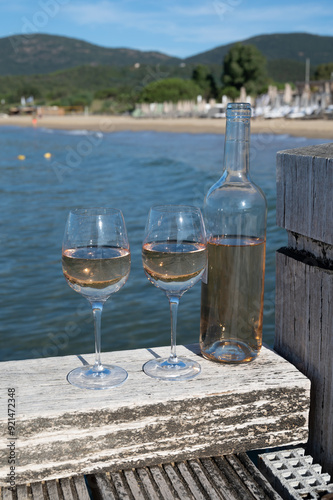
[17,155,26,160]
[44,152,52,159]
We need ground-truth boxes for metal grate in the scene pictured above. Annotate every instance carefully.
[258,448,333,500]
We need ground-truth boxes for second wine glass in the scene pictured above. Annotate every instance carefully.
[142,205,207,381]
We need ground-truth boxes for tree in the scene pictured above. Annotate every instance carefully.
[314,62,333,80]
[192,64,218,100]
[221,86,239,101]
[139,78,201,103]
[222,43,267,95]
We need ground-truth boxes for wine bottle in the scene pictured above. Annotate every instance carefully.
[200,103,267,363]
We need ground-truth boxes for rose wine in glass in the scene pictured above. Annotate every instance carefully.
[62,208,130,389]
[142,205,207,381]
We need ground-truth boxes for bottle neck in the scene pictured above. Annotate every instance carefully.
[223,110,250,181]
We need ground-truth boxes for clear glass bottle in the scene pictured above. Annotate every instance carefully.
[200,103,267,363]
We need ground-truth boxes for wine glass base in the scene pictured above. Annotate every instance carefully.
[67,364,128,390]
[143,357,201,381]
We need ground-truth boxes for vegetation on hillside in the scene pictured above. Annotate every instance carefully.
[2,33,332,79]
[0,34,331,113]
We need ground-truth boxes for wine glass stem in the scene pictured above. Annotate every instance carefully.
[168,296,179,364]
[92,302,104,372]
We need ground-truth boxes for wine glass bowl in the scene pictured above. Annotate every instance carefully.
[62,208,130,389]
[62,246,130,300]
[142,241,207,296]
[142,205,206,381]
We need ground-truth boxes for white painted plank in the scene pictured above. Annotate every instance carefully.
[0,345,310,486]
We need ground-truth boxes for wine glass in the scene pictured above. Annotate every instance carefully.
[62,208,131,389]
[142,205,207,381]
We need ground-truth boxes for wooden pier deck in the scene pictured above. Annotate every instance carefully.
[0,452,283,499]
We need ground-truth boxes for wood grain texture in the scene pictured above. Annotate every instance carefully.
[276,142,333,244]
[275,250,333,477]
[0,344,310,486]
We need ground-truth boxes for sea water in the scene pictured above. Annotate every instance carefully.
[0,125,329,361]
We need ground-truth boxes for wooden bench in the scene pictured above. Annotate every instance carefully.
[0,344,309,495]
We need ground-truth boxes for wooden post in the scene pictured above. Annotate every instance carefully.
[275,142,333,476]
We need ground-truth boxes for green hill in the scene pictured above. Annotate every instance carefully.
[0,32,332,108]
[185,33,333,68]
[1,32,333,80]
[0,34,180,76]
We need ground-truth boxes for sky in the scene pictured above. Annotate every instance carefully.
[0,0,332,58]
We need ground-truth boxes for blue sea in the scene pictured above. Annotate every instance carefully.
[0,125,329,362]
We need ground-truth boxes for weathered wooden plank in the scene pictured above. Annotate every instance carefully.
[236,453,283,500]
[0,345,310,486]
[275,250,333,477]
[163,464,194,500]
[276,142,333,244]
[59,478,75,500]
[149,465,177,500]
[15,484,31,500]
[122,470,146,500]
[223,455,265,500]
[93,474,118,499]
[45,480,61,499]
[72,476,91,500]
[177,462,206,500]
[136,468,160,500]
[187,460,221,500]
[30,482,45,500]
[199,458,239,500]
[109,471,132,499]
[0,489,13,500]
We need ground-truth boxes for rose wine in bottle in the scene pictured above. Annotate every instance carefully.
[200,103,267,363]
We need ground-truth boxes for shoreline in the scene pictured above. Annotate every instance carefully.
[0,114,333,139]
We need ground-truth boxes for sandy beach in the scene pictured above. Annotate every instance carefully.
[0,114,332,139]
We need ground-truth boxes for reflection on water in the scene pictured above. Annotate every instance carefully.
[0,126,329,361]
